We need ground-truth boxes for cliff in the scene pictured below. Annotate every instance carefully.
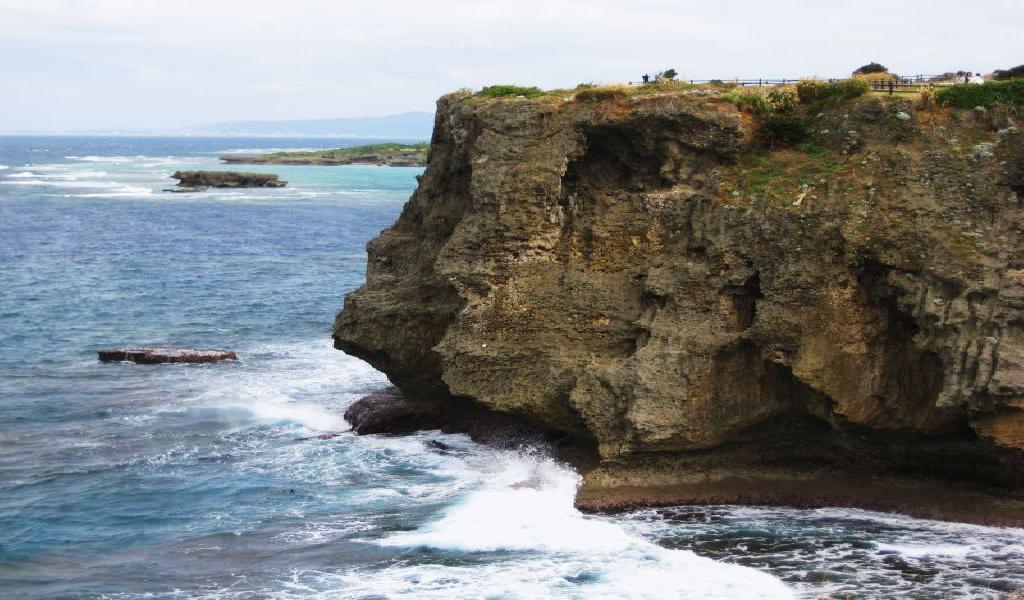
[334,84,1024,524]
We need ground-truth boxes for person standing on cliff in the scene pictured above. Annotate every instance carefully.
[642,74,650,84]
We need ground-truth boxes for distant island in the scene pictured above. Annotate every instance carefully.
[220,143,429,167]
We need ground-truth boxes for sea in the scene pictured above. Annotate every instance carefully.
[1,135,1023,599]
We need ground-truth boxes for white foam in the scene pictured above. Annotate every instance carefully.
[66,155,136,163]
[71,185,154,197]
[1,178,125,189]
[0,164,8,170]
[187,339,385,433]
[6,171,37,178]
[876,543,972,558]
[370,452,794,599]
[40,170,108,179]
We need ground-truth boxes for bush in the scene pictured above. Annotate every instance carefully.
[993,65,1024,81]
[936,79,1024,108]
[854,62,888,75]
[767,88,797,113]
[796,79,869,106]
[476,85,545,99]
[916,88,936,110]
[574,85,629,102]
[760,114,810,147]
[663,68,678,80]
[722,91,770,116]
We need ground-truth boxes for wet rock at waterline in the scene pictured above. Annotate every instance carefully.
[98,348,237,364]
[343,387,444,434]
[162,186,207,193]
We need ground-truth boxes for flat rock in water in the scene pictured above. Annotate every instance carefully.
[98,348,237,364]
[162,186,208,193]
[170,170,286,188]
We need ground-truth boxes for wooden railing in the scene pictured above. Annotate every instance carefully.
[629,74,960,92]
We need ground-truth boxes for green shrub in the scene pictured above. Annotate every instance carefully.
[574,86,629,102]
[760,114,810,147]
[993,65,1024,81]
[722,92,770,116]
[663,68,678,80]
[767,88,797,113]
[796,79,869,106]
[854,62,888,75]
[476,85,545,99]
[936,79,1024,108]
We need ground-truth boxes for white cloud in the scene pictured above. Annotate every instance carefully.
[0,0,1021,130]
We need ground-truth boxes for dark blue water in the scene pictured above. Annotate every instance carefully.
[1,136,1022,599]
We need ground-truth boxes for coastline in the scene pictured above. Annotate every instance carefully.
[343,388,1024,527]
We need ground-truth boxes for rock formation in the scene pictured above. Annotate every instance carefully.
[169,171,286,188]
[98,348,237,364]
[334,87,1024,524]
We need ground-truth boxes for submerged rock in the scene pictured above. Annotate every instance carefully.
[162,186,207,193]
[170,170,286,188]
[333,88,1024,524]
[98,348,237,364]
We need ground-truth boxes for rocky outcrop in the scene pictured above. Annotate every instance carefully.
[170,171,286,188]
[334,88,1024,524]
[98,348,237,364]
[343,387,588,454]
[344,387,445,434]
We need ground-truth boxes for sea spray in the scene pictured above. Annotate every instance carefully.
[371,449,794,599]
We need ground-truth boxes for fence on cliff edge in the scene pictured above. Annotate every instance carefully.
[629,74,961,94]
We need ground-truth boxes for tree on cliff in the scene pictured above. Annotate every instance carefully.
[854,62,888,75]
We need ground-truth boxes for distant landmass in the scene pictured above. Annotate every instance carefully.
[220,143,429,167]
[197,111,434,138]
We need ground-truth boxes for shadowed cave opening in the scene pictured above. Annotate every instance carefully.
[562,117,722,194]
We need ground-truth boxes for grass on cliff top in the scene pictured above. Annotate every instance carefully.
[262,142,429,159]
[456,80,705,104]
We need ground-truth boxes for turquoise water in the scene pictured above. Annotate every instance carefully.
[1,136,1022,599]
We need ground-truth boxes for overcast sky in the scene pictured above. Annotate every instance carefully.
[1,0,1021,131]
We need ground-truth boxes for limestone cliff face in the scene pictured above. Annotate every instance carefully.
[335,88,1024,516]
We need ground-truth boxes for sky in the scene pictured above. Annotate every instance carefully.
[1,0,1021,132]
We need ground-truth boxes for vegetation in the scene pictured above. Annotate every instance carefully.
[936,79,1024,108]
[767,88,797,113]
[662,68,678,80]
[574,85,629,102]
[722,87,811,147]
[760,114,810,147]
[221,143,429,166]
[993,65,1024,81]
[721,144,846,206]
[854,62,888,75]
[722,91,771,116]
[476,85,545,99]
[796,78,869,106]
